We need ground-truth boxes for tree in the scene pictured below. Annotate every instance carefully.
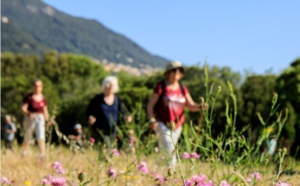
[275,58,300,157]
[239,75,277,143]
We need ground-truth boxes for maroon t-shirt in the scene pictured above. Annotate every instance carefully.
[154,83,188,129]
[23,93,47,113]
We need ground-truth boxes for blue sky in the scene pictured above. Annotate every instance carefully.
[42,0,299,74]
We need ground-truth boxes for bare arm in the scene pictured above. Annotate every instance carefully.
[185,93,209,112]
[6,129,16,133]
[147,93,160,130]
[69,134,81,140]
[43,106,51,125]
[147,93,160,120]
[22,103,30,115]
[185,93,201,112]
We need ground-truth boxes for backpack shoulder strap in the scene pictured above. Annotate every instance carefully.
[160,80,166,95]
[179,83,185,96]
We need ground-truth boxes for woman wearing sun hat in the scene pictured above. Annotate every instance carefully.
[147,60,208,168]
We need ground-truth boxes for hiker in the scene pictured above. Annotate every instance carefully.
[3,115,17,151]
[21,79,51,160]
[147,61,208,168]
[265,135,277,156]
[68,123,84,147]
[86,76,132,148]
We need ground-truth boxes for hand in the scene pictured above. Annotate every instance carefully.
[150,122,158,130]
[202,103,209,111]
[68,135,75,140]
[88,116,96,125]
[46,120,52,126]
[126,115,132,123]
[27,112,34,119]
[149,117,158,130]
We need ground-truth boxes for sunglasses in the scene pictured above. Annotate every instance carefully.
[170,68,184,73]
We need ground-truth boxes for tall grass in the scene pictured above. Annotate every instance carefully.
[1,67,300,186]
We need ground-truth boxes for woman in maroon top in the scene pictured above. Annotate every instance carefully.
[147,61,208,168]
[21,79,51,160]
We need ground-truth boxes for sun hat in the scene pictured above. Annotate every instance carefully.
[74,123,82,129]
[164,60,184,74]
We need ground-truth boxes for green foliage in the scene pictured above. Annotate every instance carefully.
[1,51,299,159]
[1,51,106,135]
[239,75,277,145]
[182,65,242,137]
[275,58,300,157]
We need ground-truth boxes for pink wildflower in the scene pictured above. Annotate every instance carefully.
[246,177,252,183]
[41,178,50,185]
[173,179,180,183]
[149,171,167,184]
[111,149,120,156]
[190,152,201,159]
[192,174,206,183]
[46,175,53,180]
[181,152,191,159]
[184,179,193,186]
[206,180,214,186]
[219,180,231,186]
[107,167,117,178]
[51,161,63,170]
[49,177,66,186]
[1,177,11,184]
[137,161,149,173]
[249,172,262,181]
[275,181,291,186]
[55,167,65,175]
[154,173,167,184]
[90,138,95,143]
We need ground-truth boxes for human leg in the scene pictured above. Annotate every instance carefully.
[21,116,35,155]
[35,114,46,157]
[103,133,116,149]
[155,122,182,167]
[5,140,12,150]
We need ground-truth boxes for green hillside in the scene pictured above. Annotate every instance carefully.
[1,0,169,68]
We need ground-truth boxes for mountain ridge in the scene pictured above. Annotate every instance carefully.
[1,0,170,69]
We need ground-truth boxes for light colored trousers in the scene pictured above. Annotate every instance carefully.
[155,121,182,167]
[23,113,45,141]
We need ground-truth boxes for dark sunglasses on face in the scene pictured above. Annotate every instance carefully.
[171,68,184,73]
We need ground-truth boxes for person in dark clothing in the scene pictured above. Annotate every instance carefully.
[3,115,17,151]
[86,76,132,148]
[68,123,83,147]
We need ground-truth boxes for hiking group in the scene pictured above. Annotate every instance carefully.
[3,60,208,168]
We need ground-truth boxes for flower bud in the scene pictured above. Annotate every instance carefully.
[283,147,287,153]
[78,172,85,182]
[168,121,175,131]
[217,85,222,93]
[167,168,174,177]
[265,158,269,164]
[200,97,205,105]
[278,148,282,152]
